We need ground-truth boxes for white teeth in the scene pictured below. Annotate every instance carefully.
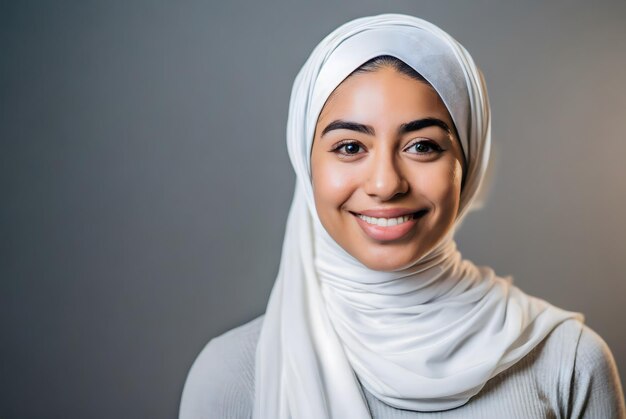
[357,214,412,226]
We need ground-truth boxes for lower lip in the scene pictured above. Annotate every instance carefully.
[352,213,421,241]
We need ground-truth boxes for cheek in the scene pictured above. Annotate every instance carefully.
[414,160,463,215]
[312,159,360,211]
[311,159,354,229]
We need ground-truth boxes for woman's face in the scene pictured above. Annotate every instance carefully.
[311,66,464,271]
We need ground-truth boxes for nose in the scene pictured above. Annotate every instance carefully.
[363,150,409,201]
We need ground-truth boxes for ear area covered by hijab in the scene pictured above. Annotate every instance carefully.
[254,13,583,419]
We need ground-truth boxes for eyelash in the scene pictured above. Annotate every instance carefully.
[330,139,444,157]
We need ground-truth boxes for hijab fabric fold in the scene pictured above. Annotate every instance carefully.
[254,14,582,418]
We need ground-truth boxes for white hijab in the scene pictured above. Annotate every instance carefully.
[254,14,582,418]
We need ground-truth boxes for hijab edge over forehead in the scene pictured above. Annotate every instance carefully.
[307,27,471,162]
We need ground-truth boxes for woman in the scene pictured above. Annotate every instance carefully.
[180,14,625,418]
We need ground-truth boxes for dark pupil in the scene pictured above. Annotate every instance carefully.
[415,143,428,152]
[345,144,359,154]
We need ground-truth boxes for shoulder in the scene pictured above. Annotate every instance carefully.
[532,319,625,418]
[179,315,264,419]
[569,322,626,418]
[574,324,619,377]
[528,318,620,374]
[543,319,620,388]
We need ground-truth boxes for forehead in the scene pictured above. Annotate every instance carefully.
[317,67,453,127]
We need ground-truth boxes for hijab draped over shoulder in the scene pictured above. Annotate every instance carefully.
[254,13,582,418]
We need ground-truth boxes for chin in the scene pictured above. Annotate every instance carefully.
[355,248,422,272]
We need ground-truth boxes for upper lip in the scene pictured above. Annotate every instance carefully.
[350,207,426,218]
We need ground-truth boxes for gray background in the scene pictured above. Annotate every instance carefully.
[1,1,625,418]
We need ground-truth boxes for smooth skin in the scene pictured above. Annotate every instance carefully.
[311,66,465,271]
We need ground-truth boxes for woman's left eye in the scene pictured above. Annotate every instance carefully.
[405,140,443,155]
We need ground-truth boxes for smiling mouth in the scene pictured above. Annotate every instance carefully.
[350,209,429,227]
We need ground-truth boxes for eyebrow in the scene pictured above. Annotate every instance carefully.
[321,117,452,137]
[399,118,452,135]
[321,120,375,136]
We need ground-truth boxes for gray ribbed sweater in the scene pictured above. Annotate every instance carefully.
[180,316,625,418]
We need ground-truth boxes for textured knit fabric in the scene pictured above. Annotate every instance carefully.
[180,316,625,419]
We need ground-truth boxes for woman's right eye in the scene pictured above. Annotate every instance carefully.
[332,141,364,156]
